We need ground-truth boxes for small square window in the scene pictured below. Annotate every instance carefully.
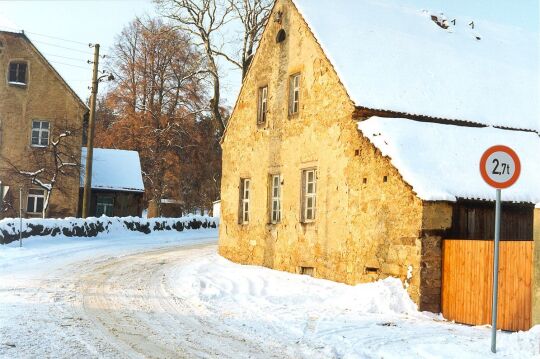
[9,62,27,84]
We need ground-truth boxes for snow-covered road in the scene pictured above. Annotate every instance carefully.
[1,230,539,358]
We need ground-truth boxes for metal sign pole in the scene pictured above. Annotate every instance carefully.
[19,187,23,248]
[491,188,502,353]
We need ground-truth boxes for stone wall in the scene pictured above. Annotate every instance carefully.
[419,202,453,312]
[533,208,540,325]
[0,32,86,218]
[219,0,426,305]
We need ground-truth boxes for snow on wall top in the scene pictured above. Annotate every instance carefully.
[292,0,540,132]
[80,147,144,193]
[358,117,540,203]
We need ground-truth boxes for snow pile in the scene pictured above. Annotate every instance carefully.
[358,117,540,203]
[80,147,145,192]
[174,255,418,317]
[0,215,218,244]
[292,0,539,131]
[168,253,540,358]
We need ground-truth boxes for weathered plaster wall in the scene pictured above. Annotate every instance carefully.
[533,208,540,325]
[219,0,425,304]
[0,32,85,218]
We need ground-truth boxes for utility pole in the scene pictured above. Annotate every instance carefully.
[82,43,100,218]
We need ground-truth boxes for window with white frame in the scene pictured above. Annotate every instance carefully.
[239,178,250,224]
[96,196,114,217]
[9,62,27,84]
[257,86,268,124]
[289,73,300,115]
[269,174,281,223]
[301,169,316,222]
[31,120,50,147]
[26,189,45,214]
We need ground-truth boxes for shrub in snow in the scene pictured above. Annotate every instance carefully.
[0,215,218,245]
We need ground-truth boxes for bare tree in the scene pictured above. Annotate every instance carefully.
[96,17,209,217]
[155,0,273,134]
[229,0,273,78]
[1,129,80,218]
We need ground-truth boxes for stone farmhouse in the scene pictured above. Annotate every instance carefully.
[219,0,540,330]
[0,29,88,218]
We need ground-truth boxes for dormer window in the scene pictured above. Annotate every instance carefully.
[9,62,27,85]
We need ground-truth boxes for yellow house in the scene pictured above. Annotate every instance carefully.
[0,29,88,218]
[219,0,540,329]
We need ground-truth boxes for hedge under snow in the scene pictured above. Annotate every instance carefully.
[0,215,218,245]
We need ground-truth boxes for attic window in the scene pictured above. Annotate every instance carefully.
[8,61,27,85]
[276,29,286,43]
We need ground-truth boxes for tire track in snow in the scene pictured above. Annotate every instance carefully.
[74,244,295,359]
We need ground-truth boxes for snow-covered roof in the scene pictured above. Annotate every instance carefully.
[293,0,540,132]
[80,147,144,193]
[358,117,540,203]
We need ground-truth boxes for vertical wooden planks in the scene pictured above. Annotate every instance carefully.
[441,239,532,331]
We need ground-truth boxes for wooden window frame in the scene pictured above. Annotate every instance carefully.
[26,188,45,214]
[301,168,316,223]
[288,73,300,116]
[239,178,251,224]
[269,174,281,224]
[30,120,50,147]
[257,85,268,124]
[8,61,28,85]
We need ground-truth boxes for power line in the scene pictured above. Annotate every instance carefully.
[43,52,89,62]
[48,60,90,70]
[24,30,89,46]
[0,25,89,46]
[32,39,92,55]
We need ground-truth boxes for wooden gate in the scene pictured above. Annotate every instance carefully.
[441,239,533,331]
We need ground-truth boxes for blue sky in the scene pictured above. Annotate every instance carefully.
[0,0,156,103]
[1,0,538,105]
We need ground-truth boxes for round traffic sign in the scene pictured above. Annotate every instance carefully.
[480,145,521,189]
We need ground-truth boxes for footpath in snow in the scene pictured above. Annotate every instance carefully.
[1,229,539,358]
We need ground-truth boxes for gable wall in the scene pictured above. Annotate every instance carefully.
[219,0,425,303]
[0,32,85,218]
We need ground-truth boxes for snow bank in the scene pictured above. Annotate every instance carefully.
[169,254,540,358]
[0,215,218,245]
[293,0,539,131]
[358,117,540,203]
[171,255,419,322]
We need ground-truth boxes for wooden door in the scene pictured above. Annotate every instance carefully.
[441,239,532,331]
